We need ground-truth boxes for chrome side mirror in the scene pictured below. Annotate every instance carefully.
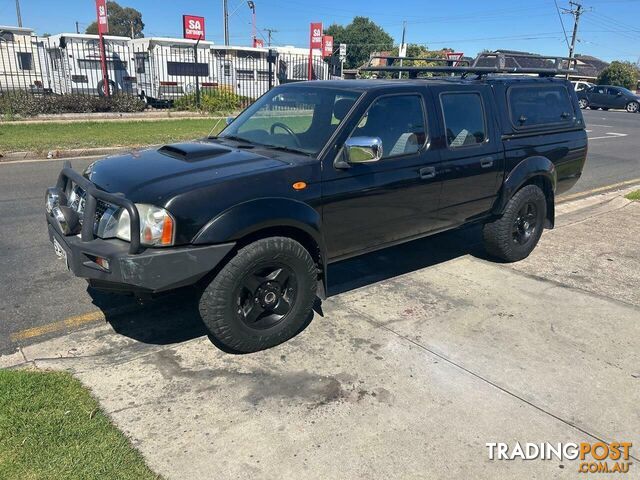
[225,116,234,125]
[344,136,383,164]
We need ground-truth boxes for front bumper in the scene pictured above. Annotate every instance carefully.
[47,223,234,293]
[46,164,235,293]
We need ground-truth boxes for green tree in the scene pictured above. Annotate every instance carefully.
[597,61,638,90]
[86,1,144,38]
[325,17,393,68]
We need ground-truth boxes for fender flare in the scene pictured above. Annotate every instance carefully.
[494,156,557,213]
[192,197,328,297]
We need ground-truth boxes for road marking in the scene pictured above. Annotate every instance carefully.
[587,124,613,128]
[588,132,628,140]
[558,177,640,203]
[9,301,145,342]
[10,311,106,342]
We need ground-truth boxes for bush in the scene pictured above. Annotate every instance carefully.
[173,88,248,114]
[0,91,146,117]
[597,61,639,90]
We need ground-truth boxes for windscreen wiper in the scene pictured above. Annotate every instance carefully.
[263,144,311,156]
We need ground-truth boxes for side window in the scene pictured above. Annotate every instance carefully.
[595,86,607,94]
[441,92,486,147]
[350,95,427,159]
[17,52,33,71]
[508,86,574,129]
[607,88,619,96]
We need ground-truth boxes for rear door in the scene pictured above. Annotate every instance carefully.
[589,86,608,107]
[430,85,503,227]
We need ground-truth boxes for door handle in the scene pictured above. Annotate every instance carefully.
[480,158,494,169]
[419,167,436,179]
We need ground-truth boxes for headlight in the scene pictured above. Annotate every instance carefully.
[100,204,175,247]
[45,187,67,215]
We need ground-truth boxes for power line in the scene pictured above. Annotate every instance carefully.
[263,28,278,47]
[554,0,571,49]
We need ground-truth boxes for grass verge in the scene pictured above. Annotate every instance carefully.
[0,369,159,480]
[625,189,640,201]
[0,118,227,153]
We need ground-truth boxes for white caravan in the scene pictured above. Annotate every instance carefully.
[0,25,49,93]
[130,37,215,105]
[211,45,271,99]
[45,33,134,96]
[272,46,329,82]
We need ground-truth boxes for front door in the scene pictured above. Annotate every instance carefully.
[322,92,443,260]
[589,86,608,107]
[430,87,503,227]
[607,87,627,109]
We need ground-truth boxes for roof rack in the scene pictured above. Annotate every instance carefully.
[360,52,577,78]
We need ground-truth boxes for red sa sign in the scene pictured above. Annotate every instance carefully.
[95,0,109,34]
[309,22,323,49]
[322,35,333,57]
[183,15,205,40]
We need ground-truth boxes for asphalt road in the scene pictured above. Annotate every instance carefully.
[1,108,639,356]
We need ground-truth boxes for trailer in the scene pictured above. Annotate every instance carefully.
[130,37,215,106]
[44,33,134,96]
[0,25,50,94]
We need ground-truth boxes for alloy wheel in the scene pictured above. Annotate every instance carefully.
[235,264,298,330]
[512,202,538,245]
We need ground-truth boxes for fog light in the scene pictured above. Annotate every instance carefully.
[45,187,67,215]
[52,205,81,235]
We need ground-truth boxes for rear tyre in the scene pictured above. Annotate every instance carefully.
[199,237,317,353]
[578,98,588,109]
[626,101,639,113]
[482,185,547,263]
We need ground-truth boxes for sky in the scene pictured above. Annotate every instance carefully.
[1,0,639,62]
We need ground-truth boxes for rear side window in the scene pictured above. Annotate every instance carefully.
[441,92,487,148]
[509,85,574,129]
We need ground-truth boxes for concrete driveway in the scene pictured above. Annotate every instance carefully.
[5,191,639,480]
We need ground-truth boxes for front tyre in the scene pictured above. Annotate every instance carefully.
[626,101,639,113]
[482,185,547,263]
[199,237,317,353]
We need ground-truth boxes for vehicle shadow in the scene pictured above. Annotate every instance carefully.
[88,224,486,350]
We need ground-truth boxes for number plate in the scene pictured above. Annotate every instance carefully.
[52,238,70,270]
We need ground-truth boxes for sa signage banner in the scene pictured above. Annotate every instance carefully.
[95,0,109,34]
[183,15,205,40]
[322,35,333,57]
[309,22,323,50]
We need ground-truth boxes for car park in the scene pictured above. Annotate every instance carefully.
[44,53,587,353]
[577,84,640,113]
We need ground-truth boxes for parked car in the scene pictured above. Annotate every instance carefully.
[577,85,640,113]
[571,80,594,92]
[45,74,587,353]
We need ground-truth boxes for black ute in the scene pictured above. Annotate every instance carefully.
[45,57,587,353]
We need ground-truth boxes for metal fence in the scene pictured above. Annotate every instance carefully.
[0,31,336,111]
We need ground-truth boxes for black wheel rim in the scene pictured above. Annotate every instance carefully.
[235,264,298,330]
[512,202,538,246]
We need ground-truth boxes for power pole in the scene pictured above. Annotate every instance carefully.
[223,0,230,46]
[15,0,23,27]
[76,21,80,34]
[563,1,583,77]
[264,28,277,47]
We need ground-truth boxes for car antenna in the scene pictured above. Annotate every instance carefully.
[208,117,225,138]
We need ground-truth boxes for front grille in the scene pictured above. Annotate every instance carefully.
[70,184,116,231]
